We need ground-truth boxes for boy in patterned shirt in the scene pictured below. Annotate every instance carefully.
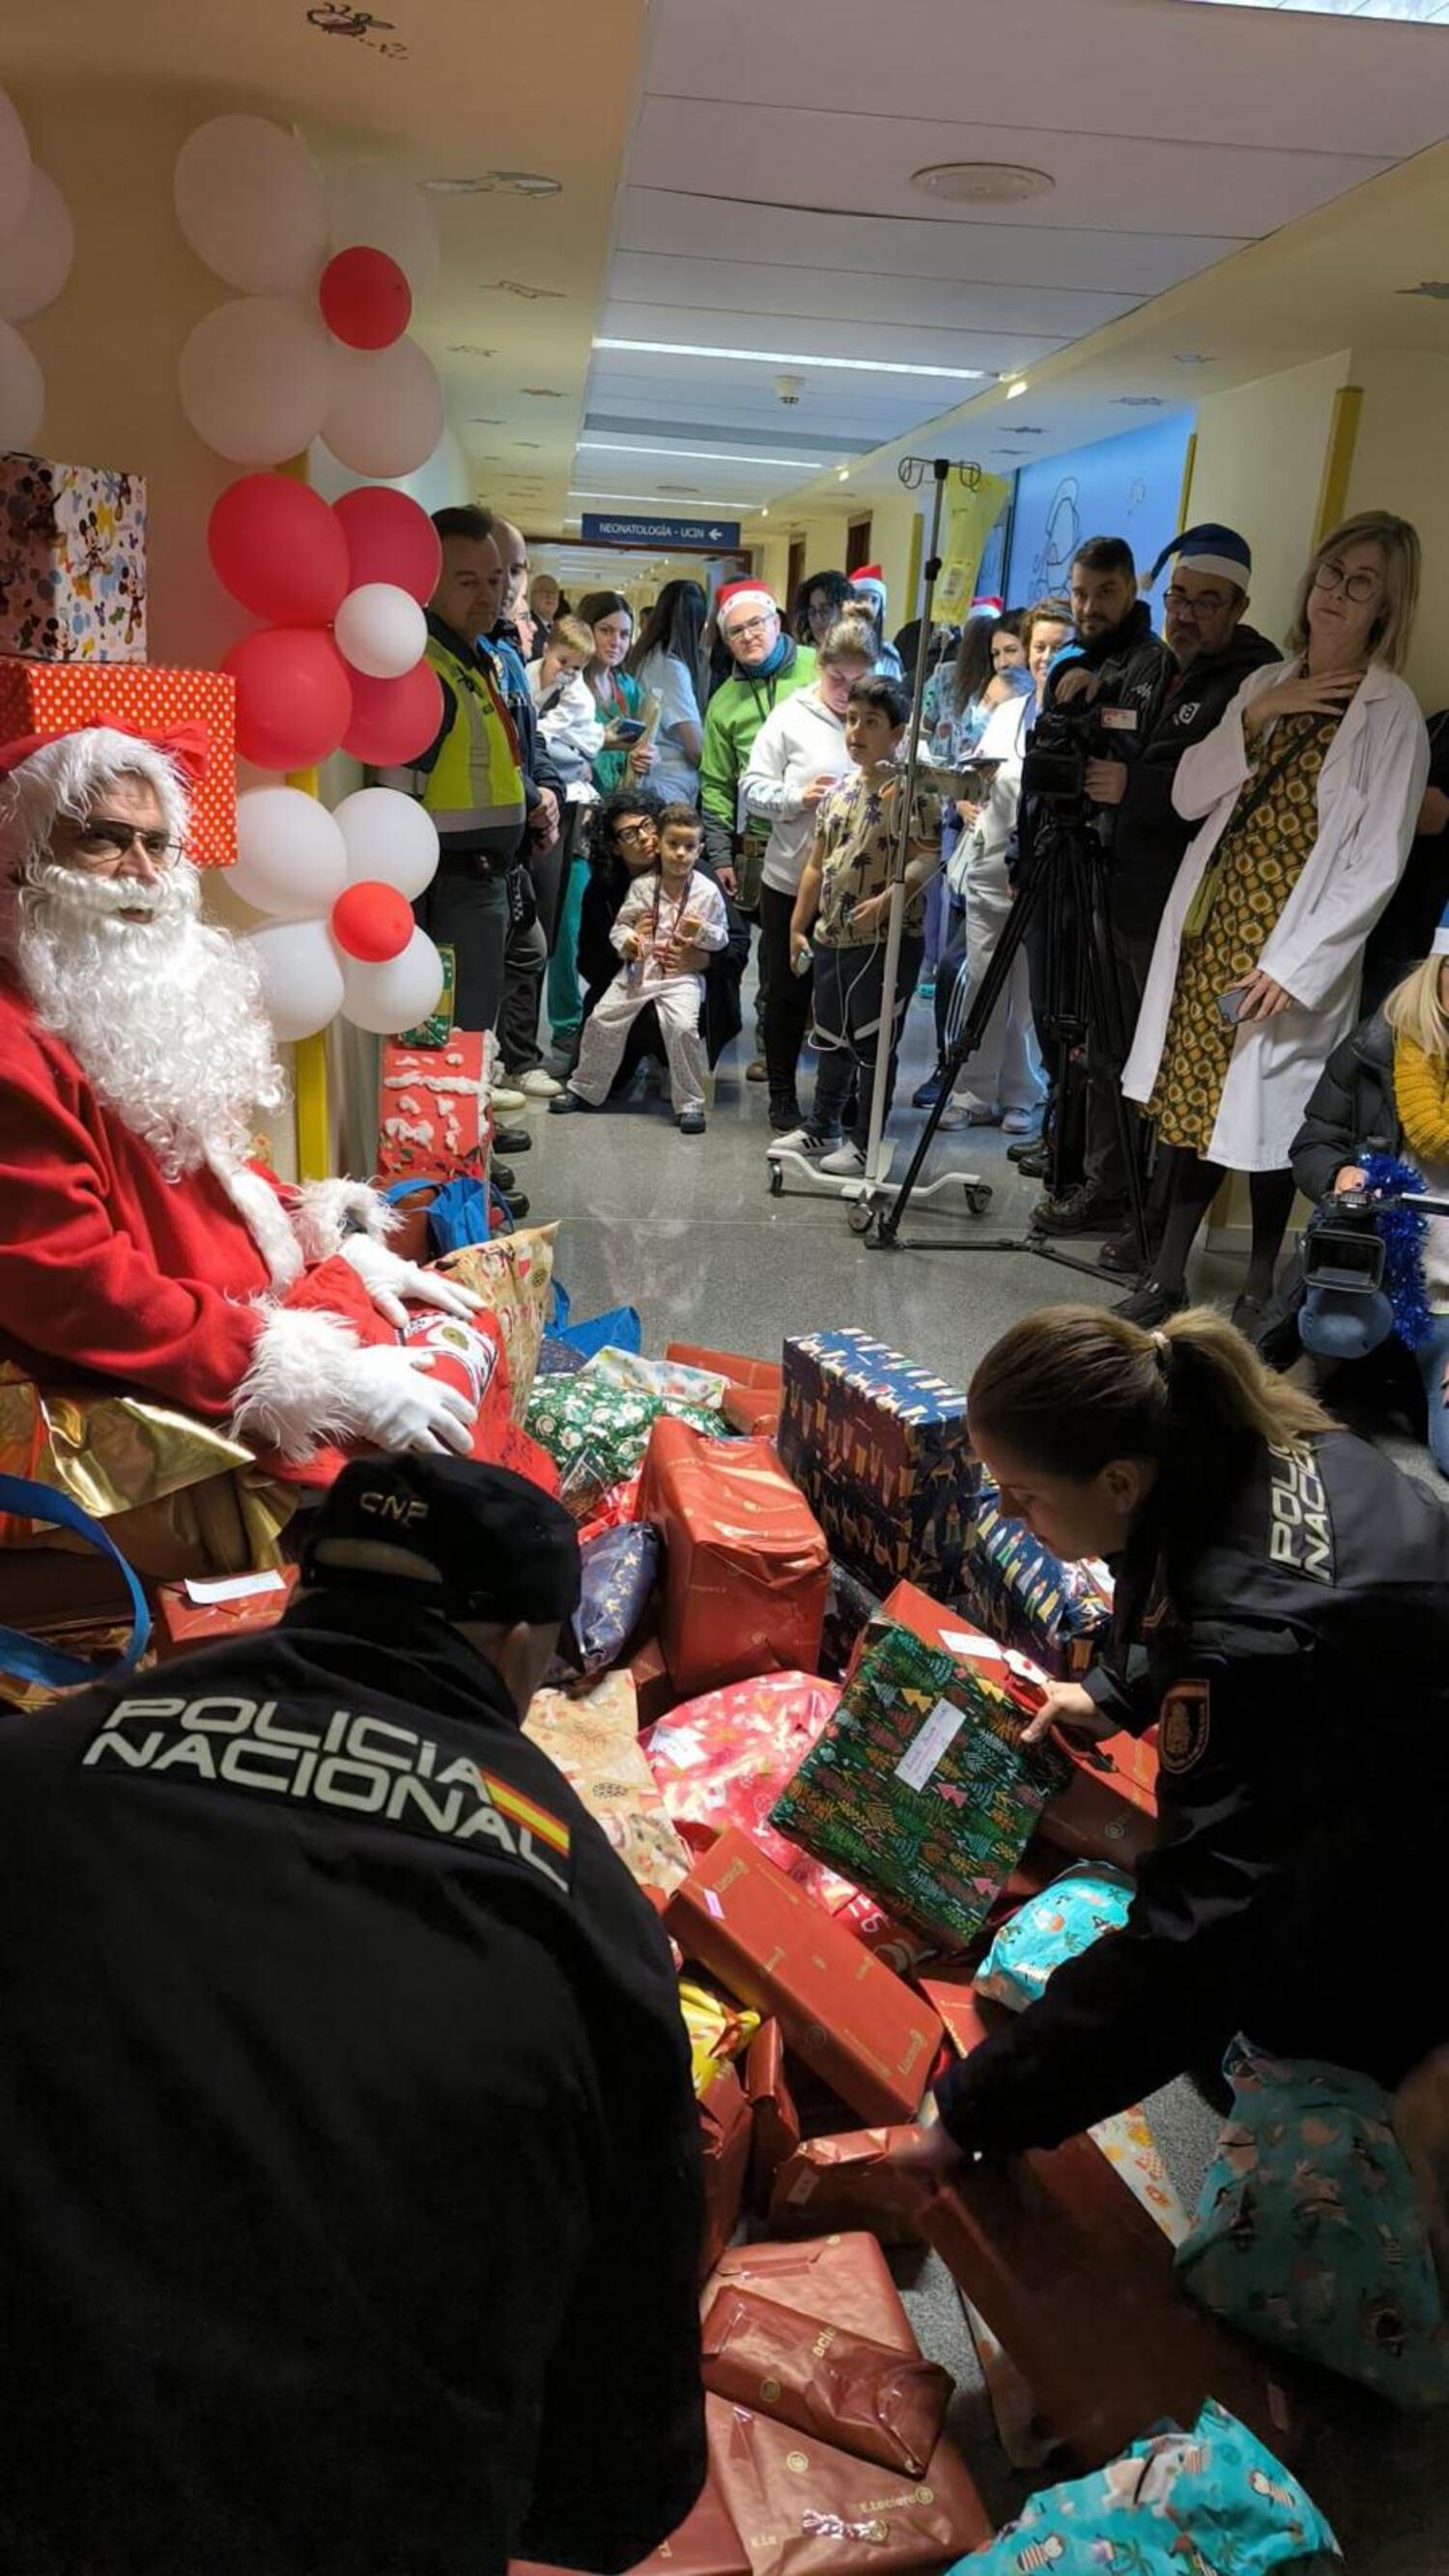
[775,677,941,1175]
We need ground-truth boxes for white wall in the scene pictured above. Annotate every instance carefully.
[1185,350,1353,653]
[1343,350,1449,714]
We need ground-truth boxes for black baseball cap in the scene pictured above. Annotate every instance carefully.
[299,1456,582,1624]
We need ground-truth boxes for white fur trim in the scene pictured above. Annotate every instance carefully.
[292,1176,395,1264]
[213,1159,304,1292]
[231,1304,368,1463]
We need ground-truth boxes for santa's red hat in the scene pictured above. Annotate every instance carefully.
[0,719,204,884]
[0,716,210,786]
[852,565,887,602]
[715,580,776,623]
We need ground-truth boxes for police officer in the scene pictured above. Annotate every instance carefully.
[887,1302,1449,2170]
[0,1458,705,2576]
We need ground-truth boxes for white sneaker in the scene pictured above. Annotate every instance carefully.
[768,1126,827,1158]
[521,1068,562,1100]
[491,1086,526,1114]
[818,1141,867,1177]
[1002,1105,1040,1137]
[950,1096,1003,1125]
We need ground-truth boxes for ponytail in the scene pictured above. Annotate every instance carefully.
[968,1303,1332,1483]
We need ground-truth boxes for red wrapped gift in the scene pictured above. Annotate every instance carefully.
[921,2130,1300,2472]
[743,2021,801,2204]
[701,2285,952,2478]
[767,2128,929,2246]
[377,1033,491,1184]
[699,2063,753,2280]
[0,657,236,864]
[705,2393,990,2576]
[723,1385,782,1437]
[666,1830,942,2129]
[708,2232,917,2359]
[154,1564,298,1660]
[638,1419,828,1698]
[631,1634,680,1729]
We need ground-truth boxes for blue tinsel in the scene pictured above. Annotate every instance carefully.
[1361,1149,1434,1352]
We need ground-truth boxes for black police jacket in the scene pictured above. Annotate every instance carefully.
[936,1430,1449,2156]
[1290,1008,1400,1205]
[0,1597,705,2576]
[1106,623,1281,939]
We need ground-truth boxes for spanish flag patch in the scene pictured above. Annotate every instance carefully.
[478,1769,572,1859]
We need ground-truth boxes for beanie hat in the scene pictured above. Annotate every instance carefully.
[1149,524,1252,588]
[716,580,776,625]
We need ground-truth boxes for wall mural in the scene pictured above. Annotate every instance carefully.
[1006,413,1193,604]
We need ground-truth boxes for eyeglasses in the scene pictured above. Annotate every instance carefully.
[1162,584,1231,620]
[1313,560,1382,605]
[68,818,183,867]
[615,820,656,842]
[724,614,775,644]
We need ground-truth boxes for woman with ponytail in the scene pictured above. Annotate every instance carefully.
[887,1300,1449,2178]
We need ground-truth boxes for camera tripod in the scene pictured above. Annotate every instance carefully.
[864,801,1151,1273]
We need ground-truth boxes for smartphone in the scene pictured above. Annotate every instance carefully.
[1216,987,1246,1026]
[611,717,647,745]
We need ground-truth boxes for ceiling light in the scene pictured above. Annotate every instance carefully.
[910,162,1055,205]
[567,491,753,509]
[1175,352,1215,364]
[593,337,984,382]
[1005,380,1029,400]
[579,441,830,467]
[838,468,850,482]
[761,506,770,518]
[1181,0,1449,13]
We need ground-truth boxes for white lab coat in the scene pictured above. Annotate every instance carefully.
[1123,658,1429,1171]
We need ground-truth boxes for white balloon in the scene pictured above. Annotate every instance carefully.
[0,86,32,248]
[232,787,348,921]
[0,318,43,449]
[248,918,346,1041]
[333,580,428,681]
[320,337,443,480]
[175,115,327,296]
[342,927,443,1035]
[178,297,330,467]
[334,787,440,899]
[0,169,72,322]
[327,171,439,300]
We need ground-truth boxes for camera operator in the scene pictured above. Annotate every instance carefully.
[1035,527,1278,1262]
[1014,535,1168,1195]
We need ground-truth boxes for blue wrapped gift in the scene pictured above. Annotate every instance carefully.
[778,1329,979,1595]
[956,1481,1114,1680]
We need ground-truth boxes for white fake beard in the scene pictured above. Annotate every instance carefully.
[15,859,286,1178]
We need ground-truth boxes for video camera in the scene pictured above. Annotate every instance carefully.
[1020,699,1098,808]
[1299,1180,1449,1362]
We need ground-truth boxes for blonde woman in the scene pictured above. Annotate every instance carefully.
[1122,511,1430,1334]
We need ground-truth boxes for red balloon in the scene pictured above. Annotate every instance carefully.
[331,879,414,963]
[319,246,412,351]
[342,661,444,767]
[208,474,350,626]
[333,485,441,605]
[223,629,354,772]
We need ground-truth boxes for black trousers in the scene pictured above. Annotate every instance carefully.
[1083,915,1160,1202]
[810,934,924,1152]
[413,860,508,1034]
[759,886,811,1114]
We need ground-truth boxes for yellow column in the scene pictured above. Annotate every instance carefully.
[1314,387,1363,545]
[1176,431,1198,534]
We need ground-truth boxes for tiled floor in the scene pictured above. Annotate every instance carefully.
[527,977,1448,2570]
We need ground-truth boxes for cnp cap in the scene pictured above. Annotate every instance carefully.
[299,1456,582,1624]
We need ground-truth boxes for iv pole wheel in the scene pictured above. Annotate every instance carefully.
[847,1199,873,1235]
[768,1163,784,1198]
[964,1182,993,1216]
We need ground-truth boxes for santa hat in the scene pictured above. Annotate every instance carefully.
[716,580,776,624]
[1434,898,1449,959]
[852,565,888,609]
[1149,524,1252,589]
[0,720,203,879]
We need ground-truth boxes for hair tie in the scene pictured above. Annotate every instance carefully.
[1151,1329,1171,1372]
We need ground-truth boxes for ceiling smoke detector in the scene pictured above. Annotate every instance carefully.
[911,162,1054,207]
[1115,394,1168,408]
[426,172,562,197]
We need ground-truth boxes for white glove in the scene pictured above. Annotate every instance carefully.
[340,1232,484,1333]
[347,1345,479,1457]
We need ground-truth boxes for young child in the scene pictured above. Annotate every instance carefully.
[527,615,604,794]
[552,805,728,1135]
[773,676,941,1176]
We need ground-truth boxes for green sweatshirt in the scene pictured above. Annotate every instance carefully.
[699,641,817,889]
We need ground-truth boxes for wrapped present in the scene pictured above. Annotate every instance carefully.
[700,2285,952,2477]
[155,1564,298,1659]
[514,2474,751,2576]
[770,1626,1070,1952]
[681,1979,761,2099]
[584,1346,729,1413]
[707,2231,918,2360]
[631,1632,679,1729]
[767,2127,930,2247]
[961,2401,1339,2576]
[0,657,235,863]
[577,1473,643,1546]
[705,2393,991,2576]
[778,1331,979,1597]
[723,1383,781,1437]
[957,1484,1113,1682]
[921,2128,1299,2472]
[743,2021,800,2202]
[377,1033,490,1184]
[438,1224,556,1423]
[666,1345,781,1392]
[665,1829,941,2128]
[524,1671,693,1897]
[0,452,147,662]
[819,1561,880,1682]
[638,1420,829,1698]
[529,1382,726,1532]
[534,1335,587,1379]
[699,2063,753,2279]
[559,1522,659,1678]
[977,1862,1135,2011]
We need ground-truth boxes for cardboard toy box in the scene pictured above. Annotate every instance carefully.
[665,1827,942,2127]
[0,656,236,863]
[778,1331,979,1596]
[638,1418,829,1697]
[0,452,148,662]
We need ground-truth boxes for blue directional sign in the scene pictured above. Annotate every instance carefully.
[580,512,742,549]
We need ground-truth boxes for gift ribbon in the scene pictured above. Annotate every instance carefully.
[0,1474,151,1688]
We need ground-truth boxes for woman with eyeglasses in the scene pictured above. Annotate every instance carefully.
[572,789,747,1086]
[1120,511,1431,1337]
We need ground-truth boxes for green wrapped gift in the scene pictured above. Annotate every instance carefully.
[769,1624,1070,1951]
[525,1373,724,1519]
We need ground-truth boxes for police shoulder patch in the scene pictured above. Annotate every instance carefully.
[1158,1679,1211,1774]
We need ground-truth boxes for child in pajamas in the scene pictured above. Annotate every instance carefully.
[553,806,728,1134]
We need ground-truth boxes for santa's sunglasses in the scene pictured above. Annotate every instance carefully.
[68,818,184,867]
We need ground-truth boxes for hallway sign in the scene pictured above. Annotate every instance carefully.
[580,512,742,548]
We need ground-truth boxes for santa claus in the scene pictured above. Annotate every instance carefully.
[0,720,486,1465]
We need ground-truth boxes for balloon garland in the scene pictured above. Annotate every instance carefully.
[231,784,445,1041]
[0,84,76,448]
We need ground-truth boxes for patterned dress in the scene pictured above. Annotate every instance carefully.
[1147,710,1341,1152]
